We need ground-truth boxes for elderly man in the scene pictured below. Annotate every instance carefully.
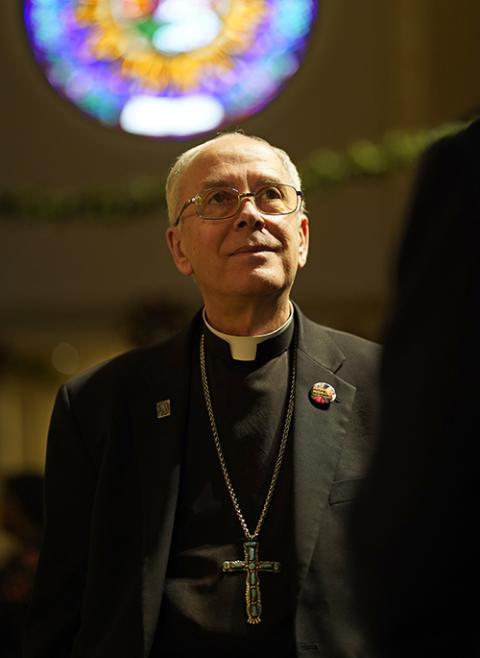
[25,133,379,658]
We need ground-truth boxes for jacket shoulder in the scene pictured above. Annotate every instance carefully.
[64,320,194,407]
[322,325,380,360]
[298,309,380,369]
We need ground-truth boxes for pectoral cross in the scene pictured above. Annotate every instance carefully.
[222,540,280,624]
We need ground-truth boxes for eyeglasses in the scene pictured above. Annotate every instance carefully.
[174,184,304,226]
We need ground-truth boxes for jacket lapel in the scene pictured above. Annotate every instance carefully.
[128,319,198,657]
[293,311,357,591]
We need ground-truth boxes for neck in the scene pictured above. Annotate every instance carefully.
[203,294,292,336]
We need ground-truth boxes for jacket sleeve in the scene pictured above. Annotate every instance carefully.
[23,384,98,658]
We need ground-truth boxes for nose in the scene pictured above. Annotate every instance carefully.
[232,194,265,230]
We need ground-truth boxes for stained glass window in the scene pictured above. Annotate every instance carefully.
[24,0,318,138]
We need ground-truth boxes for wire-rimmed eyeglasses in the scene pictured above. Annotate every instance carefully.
[174,184,304,226]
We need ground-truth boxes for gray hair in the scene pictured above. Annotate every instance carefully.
[165,132,303,225]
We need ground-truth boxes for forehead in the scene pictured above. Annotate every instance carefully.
[181,136,289,192]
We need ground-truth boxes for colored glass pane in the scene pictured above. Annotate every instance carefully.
[24,0,318,138]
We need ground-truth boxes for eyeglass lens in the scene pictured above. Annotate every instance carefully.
[197,184,299,219]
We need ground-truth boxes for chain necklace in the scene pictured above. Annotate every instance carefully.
[199,331,297,624]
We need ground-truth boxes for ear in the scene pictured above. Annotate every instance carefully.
[166,226,194,277]
[297,214,309,269]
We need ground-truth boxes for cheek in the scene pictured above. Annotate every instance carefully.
[185,232,223,275]
[279,225,301,257]
[283,233,305,273]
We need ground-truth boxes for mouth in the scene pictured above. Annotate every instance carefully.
[231,245,277,256]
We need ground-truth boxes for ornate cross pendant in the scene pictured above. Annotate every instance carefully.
[222,540,280,624]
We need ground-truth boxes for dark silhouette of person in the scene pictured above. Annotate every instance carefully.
[350,117,480,658]
[0,473,44,658]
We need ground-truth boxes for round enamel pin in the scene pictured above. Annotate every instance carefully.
[309,382,336,408]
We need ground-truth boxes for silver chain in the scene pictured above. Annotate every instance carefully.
[199,332,297,541]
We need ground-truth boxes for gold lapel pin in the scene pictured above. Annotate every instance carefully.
[156,399,171,419]
[309,382,336,409]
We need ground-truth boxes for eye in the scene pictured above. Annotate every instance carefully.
[198,187,238,218]
[259,185,283,200]
[203,188,236,205]
[211,191,228,204]
[254,184,297,214]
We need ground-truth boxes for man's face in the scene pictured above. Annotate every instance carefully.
[166,135,309,305]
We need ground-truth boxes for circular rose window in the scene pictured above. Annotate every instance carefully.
[24,0,318,138]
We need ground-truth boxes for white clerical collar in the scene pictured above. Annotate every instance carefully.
[202,303,294,361]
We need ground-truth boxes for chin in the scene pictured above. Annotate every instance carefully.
[230,272,288,297]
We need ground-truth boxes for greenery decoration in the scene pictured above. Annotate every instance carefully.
[300,118,472,192]
[0,118,473,223]
[0,180,166,223]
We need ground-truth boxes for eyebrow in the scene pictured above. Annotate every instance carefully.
[199,176,286,191]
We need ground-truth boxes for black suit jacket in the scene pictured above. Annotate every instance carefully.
[25,307,379,658]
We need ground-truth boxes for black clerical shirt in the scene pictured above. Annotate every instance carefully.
[152,321,297,657]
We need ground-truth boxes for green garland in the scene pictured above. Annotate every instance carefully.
[0,180,166,223]
[300,118,471,192]
[0,118,472,223]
